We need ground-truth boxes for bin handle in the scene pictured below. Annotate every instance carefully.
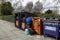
[59,30,60,32]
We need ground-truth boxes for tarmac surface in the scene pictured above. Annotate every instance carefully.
[0,20,56,40]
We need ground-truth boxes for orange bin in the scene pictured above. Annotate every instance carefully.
[32,17,43,35]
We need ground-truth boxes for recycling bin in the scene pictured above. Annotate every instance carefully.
[15,13,19,27]
[43,18,60,40]
[25,16,37,35]
[15,12,22,29]
[21,14,26,30]
[16,19,19,27]
[32,17,43,35]
[21,19,26,30]
[26,16,32,28]
[21,22,25,30]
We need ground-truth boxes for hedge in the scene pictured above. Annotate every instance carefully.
[35,13,60,18]
[2,15,14,23]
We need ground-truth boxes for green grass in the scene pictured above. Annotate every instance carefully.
[0,16,2,19]
[0,9,2,19]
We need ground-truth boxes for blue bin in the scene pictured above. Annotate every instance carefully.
[43,18,60,40]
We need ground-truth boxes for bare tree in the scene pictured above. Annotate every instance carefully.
[33,1,43,13]
[13,0,24,12]
[52,9,59,14]
[24,1,33,12]
[1,0,6,3]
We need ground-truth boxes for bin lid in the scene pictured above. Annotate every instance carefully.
[26,16,32,23]
[43,18,60,23]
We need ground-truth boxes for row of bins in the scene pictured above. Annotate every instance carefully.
[15,12,43,35]
[15,12,60,40]
[15,12,39,30]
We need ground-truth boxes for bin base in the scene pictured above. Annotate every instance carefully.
[43,34,60,40]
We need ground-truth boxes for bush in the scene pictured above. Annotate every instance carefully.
[35,13,55,18]
[45,10,52,14]
[1,2,13,15]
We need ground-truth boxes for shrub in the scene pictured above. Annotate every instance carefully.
[1,2,13,15]
[45,10,52,14]
[35,13,55,18]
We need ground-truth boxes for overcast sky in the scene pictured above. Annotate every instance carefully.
[21,0,42,6]
[8,0,60,7]
[7,0,60,14]
[7,0,60,9]
[8,0,43,6]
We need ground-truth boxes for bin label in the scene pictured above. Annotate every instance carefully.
[44,23,58,25]
[45,26,56,31]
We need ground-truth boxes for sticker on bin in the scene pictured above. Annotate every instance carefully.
[45,26,56,31]
[59,30,60,32]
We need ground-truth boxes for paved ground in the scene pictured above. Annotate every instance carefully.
[0,20,56,40]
